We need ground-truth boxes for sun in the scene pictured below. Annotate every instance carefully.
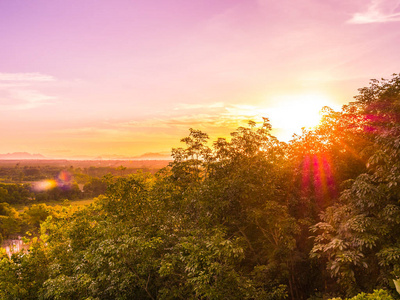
[264,94,337,141]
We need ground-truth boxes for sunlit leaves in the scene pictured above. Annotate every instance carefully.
[311,74,400,295]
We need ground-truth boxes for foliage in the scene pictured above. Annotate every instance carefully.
[21,203,53,233]
[329,289,395,300]
[311,74,400,296]
[83,177,108,197]
[0,183,33,204]
[39,174,274,299]
[1,75,400,299]
[0,238,49,300]
[0,202,21,238]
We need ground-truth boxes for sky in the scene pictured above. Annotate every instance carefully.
[0,0,399,159]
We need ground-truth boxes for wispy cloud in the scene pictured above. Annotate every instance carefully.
[57,102,262,142]
[0,72,56,110]
[0,90,56,110]
[348,0,400,24]
[56,127,124,136]
[0,72,56,82]
[119,102,262,130]
[173,102,225,111]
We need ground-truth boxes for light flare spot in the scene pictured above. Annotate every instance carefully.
[32,170,73,192]
[32,180,58,192]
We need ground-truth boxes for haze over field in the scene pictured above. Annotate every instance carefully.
[1,0,399,158]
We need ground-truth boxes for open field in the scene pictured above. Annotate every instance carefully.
[11,198,96,211]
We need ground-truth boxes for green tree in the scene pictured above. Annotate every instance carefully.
[311,74,400,296]
[0,238,49,300]
[21,203,53,234]
[0,202,21,238]
[83,177,108,197]
[168,120,298,299]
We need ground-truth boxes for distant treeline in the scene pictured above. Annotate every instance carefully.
[0,163,168,204]
[0,180,103,204]
[0,161,169,183]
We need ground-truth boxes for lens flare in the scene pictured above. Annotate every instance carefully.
[56,170,73,189]
[300,154,337,209]
[32,179,58,192]
[31,170,73,192]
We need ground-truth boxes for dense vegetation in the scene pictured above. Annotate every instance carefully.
[0,160,168,183]
[1,75,400,299]
[0,163,159,205]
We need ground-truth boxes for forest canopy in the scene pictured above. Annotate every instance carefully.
[1,74,400,299]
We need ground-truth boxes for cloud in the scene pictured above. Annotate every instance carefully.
[348,0,400,24]
[0,72,56,82]
[0,89,56,110]
[57,102,261,140]
[173,102,225,111]
[55,127,125,137]
[112,103,264,136]
[174,103,261,120]
[0,72,56,110]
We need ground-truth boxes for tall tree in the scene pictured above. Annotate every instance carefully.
[311,74,400,297]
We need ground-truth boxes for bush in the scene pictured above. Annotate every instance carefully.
[330,289,395,300]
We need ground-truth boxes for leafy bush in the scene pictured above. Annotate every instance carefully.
[330,289,395,300]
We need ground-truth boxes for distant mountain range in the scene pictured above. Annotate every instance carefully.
[136,152,171,159]
[0,152,46,159]
[94,152,171,160]
[0,152,171,160]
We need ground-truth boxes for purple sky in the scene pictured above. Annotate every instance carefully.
[1,0,400,158]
